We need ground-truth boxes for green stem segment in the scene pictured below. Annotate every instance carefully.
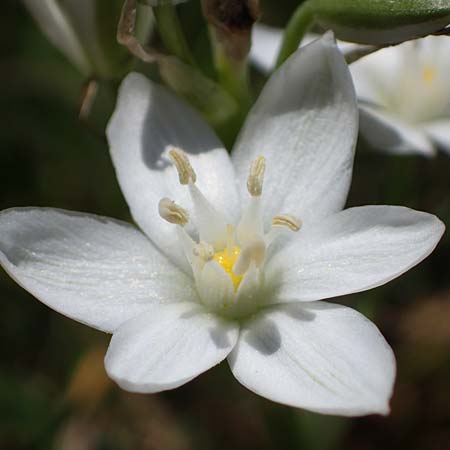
[212,41,252,110]
[153,4,196,66]
[276,1,315,68]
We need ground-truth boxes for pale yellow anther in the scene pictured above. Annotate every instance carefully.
[247,156,266,197]
[272,214,302,232]
[169,148,197,185]
[193,242,214,262]
[158,198,189,226]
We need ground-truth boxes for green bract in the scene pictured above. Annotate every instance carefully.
[311,0,450,44]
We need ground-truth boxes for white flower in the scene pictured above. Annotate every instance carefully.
[351,36,450,157]
[251,26,450,157]
[0,35,444,416]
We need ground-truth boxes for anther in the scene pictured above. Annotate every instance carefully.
[272,214,302,232]
[193,242,214,262]
[247,156,265,197]
[169,148,197,185]
[158,198,189,226]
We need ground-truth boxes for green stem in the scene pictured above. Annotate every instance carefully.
[213,44,252,110]
[276,1,315,68]
[153,4,196,66]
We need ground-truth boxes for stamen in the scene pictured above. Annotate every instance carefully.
[193,242,214,262]
[169,147,197,185]
[226,224,235,257]
[158,198,189,226]
[189,183,228,250]
[233,239,266,275]
[247,156,266,197]
[272,214,302,232]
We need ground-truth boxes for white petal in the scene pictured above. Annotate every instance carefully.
[229,302,396,416]
[105,302,239,393]
[423,120,450,155]
[233,34,358,225]
[350,46,404,107]
[107,73,240,269]
[0,208,196,333]
[266,206,444,302]
[359,105,436,157]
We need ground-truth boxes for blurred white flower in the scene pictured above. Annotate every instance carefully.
[351,36,450,157]
[0,35,444,416]
[251,25,450,156]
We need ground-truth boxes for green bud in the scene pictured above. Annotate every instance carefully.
[310,0,450,44]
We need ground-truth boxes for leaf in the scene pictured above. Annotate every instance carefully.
[311,0,450,44]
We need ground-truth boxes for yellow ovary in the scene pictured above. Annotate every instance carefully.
[214,246,242,291]
[422,67,437,84]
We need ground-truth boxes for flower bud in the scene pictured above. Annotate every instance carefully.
[202,0,260,62]
[310,0,450,44]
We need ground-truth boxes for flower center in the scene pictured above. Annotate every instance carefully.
[422,66,437,84]
[158,148,302,317]
[213,246,242,290]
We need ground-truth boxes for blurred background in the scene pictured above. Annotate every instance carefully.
[1,1,450,449]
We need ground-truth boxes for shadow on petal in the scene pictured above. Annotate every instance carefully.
[283,303,316,321]
[180,305,236,350]
[209,326,233,349]
[141,83,222,170]
[244,318,281,356]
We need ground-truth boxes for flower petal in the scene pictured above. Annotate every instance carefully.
[352,37,450,125]
[105,302,239,393]
[359,105,436,157]
[107,73,240,269]
[233,33,358,225]
[265,205,444,302]
[0,208,196,333]
[423,120,450,155]
[350,45,403,107]
[228,302,395,416]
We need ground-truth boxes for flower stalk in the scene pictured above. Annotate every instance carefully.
[202,0,260,107]
[153,3,196,66]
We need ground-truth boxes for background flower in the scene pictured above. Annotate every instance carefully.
[351,36,450,157]
[251,25,450,157]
